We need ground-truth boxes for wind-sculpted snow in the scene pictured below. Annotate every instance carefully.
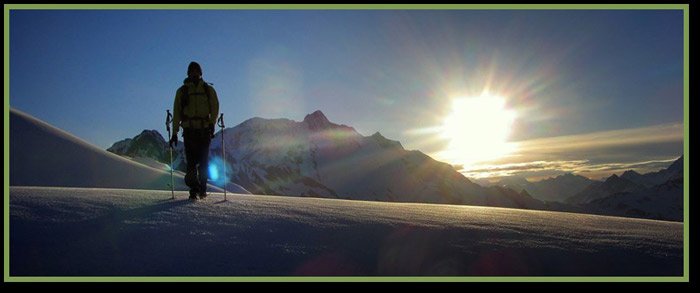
[10,187,682,276]
[9,108,249,194]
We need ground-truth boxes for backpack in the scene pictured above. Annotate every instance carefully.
[180,80,213,125]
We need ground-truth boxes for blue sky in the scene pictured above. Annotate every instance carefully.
[9,9,684,180]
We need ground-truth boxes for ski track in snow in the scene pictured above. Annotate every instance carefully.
[10,186,683,276]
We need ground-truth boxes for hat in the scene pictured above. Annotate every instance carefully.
[187,62,202,76]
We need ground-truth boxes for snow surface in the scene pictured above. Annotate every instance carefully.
[9,108,249,194]
[10,186,682,276]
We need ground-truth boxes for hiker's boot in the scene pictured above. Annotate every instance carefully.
[189,189,198,200]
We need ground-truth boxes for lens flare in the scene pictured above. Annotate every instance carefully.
[207,156,232,188]
[208,164,219,181]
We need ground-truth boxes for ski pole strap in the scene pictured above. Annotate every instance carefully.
[166,110,172,132]
[218,113,225,128]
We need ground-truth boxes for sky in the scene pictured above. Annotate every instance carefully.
[9,8,685,181]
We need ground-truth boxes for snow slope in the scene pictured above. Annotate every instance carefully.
[10,186,682,276]
[9,108,249,194]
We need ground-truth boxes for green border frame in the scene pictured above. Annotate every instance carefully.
[3,3,690,282]
[0,4,691,10]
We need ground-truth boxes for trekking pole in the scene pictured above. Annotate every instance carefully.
[217,113,226,201]
[166,110,175,200]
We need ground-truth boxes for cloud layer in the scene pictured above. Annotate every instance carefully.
[453,123,683,181]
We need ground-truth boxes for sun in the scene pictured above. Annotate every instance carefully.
[438,94,517,167]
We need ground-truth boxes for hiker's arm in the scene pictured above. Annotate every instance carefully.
[172,88,182,135]
[208,86,220,127]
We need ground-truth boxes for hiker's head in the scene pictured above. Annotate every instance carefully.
[187,62,202,78]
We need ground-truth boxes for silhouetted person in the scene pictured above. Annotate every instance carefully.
[169,61,219,200]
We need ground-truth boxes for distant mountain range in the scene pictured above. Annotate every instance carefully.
[491,156,683,221]
[585,172,683,221]
[107,110,683,221]
[569,157,683,221]
[108,110,543,210]
[621,158,683,187]
[566,174,645,204]
[494,173,596,203]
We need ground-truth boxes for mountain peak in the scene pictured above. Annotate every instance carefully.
[138,129,163,139]
[136,129,165,143]
[668,156,683,173]
[370,131,403,149]
[304,110,329,123]
[140,129,159,135]
[621,170,641,177]
[607,174,620,180]
[603,173,641,188]
[519,189,532,198]
[498,176,530,186]
[303,110,331,131]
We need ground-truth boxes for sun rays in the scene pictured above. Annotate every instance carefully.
[437,94,517,167]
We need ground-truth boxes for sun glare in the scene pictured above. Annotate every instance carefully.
[439,95,517,167]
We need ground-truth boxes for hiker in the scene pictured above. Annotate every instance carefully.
[169,61,220,200]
